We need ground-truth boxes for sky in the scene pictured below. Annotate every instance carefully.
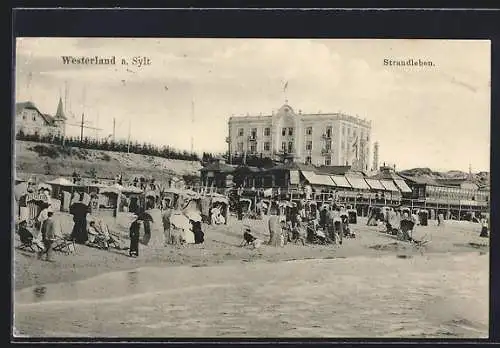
[15,38,490,172]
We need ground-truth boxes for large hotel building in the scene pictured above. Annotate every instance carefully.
[228,104,372,170]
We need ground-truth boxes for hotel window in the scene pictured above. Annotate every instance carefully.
[22,115,26,120]
[237,142,244,152]
[325,158,331,166]
[281,142,287,151]
[264,142,270,151]
[251,128,257,139]
[288,142,293,153]
[306,127,312,135]
[326,126,332,138]
[325,142,331,151]
[306,140,312,151]
[264,127,271,136]
[342,126,345,135]
[306,156,312,164]
[282,128,286,136]
[238,128,244,137]
[33,115,36,121]
[250,144,257,153]
[288,128,294,136]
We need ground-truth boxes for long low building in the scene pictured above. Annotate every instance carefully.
[199,159,489,215]
[201,160,410,195]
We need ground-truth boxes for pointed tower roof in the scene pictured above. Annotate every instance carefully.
[55,97,67,120]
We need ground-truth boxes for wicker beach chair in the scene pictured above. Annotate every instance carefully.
[53,236,76,255]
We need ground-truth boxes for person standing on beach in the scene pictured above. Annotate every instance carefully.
[480,217,489,238]
[129,214,141,257]
[319,204,328,229]
[327,205,343,245]
[237,196,243,221]
[38,208,56,262]
[70,194,90,244]
[36,202,50,237]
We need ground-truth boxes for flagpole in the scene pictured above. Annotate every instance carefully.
[283,81,289,104]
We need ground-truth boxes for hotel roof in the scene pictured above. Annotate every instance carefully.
[228,104,371,126]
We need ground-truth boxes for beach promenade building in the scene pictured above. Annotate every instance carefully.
[228,104,372,170]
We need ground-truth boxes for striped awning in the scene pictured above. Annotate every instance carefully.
[380,180,400,192]
[303,171,336,187]
[345,176,370,190]
[365,178,385,190]
[301,171,317,184]
[314,174,336,187]
[330,175,352,188]
[393,179,412,193]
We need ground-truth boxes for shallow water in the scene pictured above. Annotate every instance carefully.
[14,252,489,338]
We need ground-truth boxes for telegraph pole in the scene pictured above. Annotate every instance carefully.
[127,119,131,153]
[80,113,85,142]
[95,109,100,139]
[27,71,33,101]
[226,135,231,165]
[65,112,101,145]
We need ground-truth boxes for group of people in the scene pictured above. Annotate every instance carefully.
[17,205,58,262]
[240,199,356,250]
[132,176,157,191]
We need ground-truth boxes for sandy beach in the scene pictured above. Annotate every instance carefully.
[14,215,490,338]
[13,213,489,291]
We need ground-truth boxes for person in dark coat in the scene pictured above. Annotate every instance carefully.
[129,215,141,257]
[319,204,328,229]
[70,199,90,244]
[237,196,243,221]
[192,221,204,244]
[290,203,298,229]
[129,197,139,214]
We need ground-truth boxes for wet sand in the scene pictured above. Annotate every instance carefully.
[14,251,489,338]
[13,213,489,291]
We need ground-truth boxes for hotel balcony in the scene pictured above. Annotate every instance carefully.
[322,133,332,140]
[274,149,295,157]
[247,135,257,142]
[321,148,332,156]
